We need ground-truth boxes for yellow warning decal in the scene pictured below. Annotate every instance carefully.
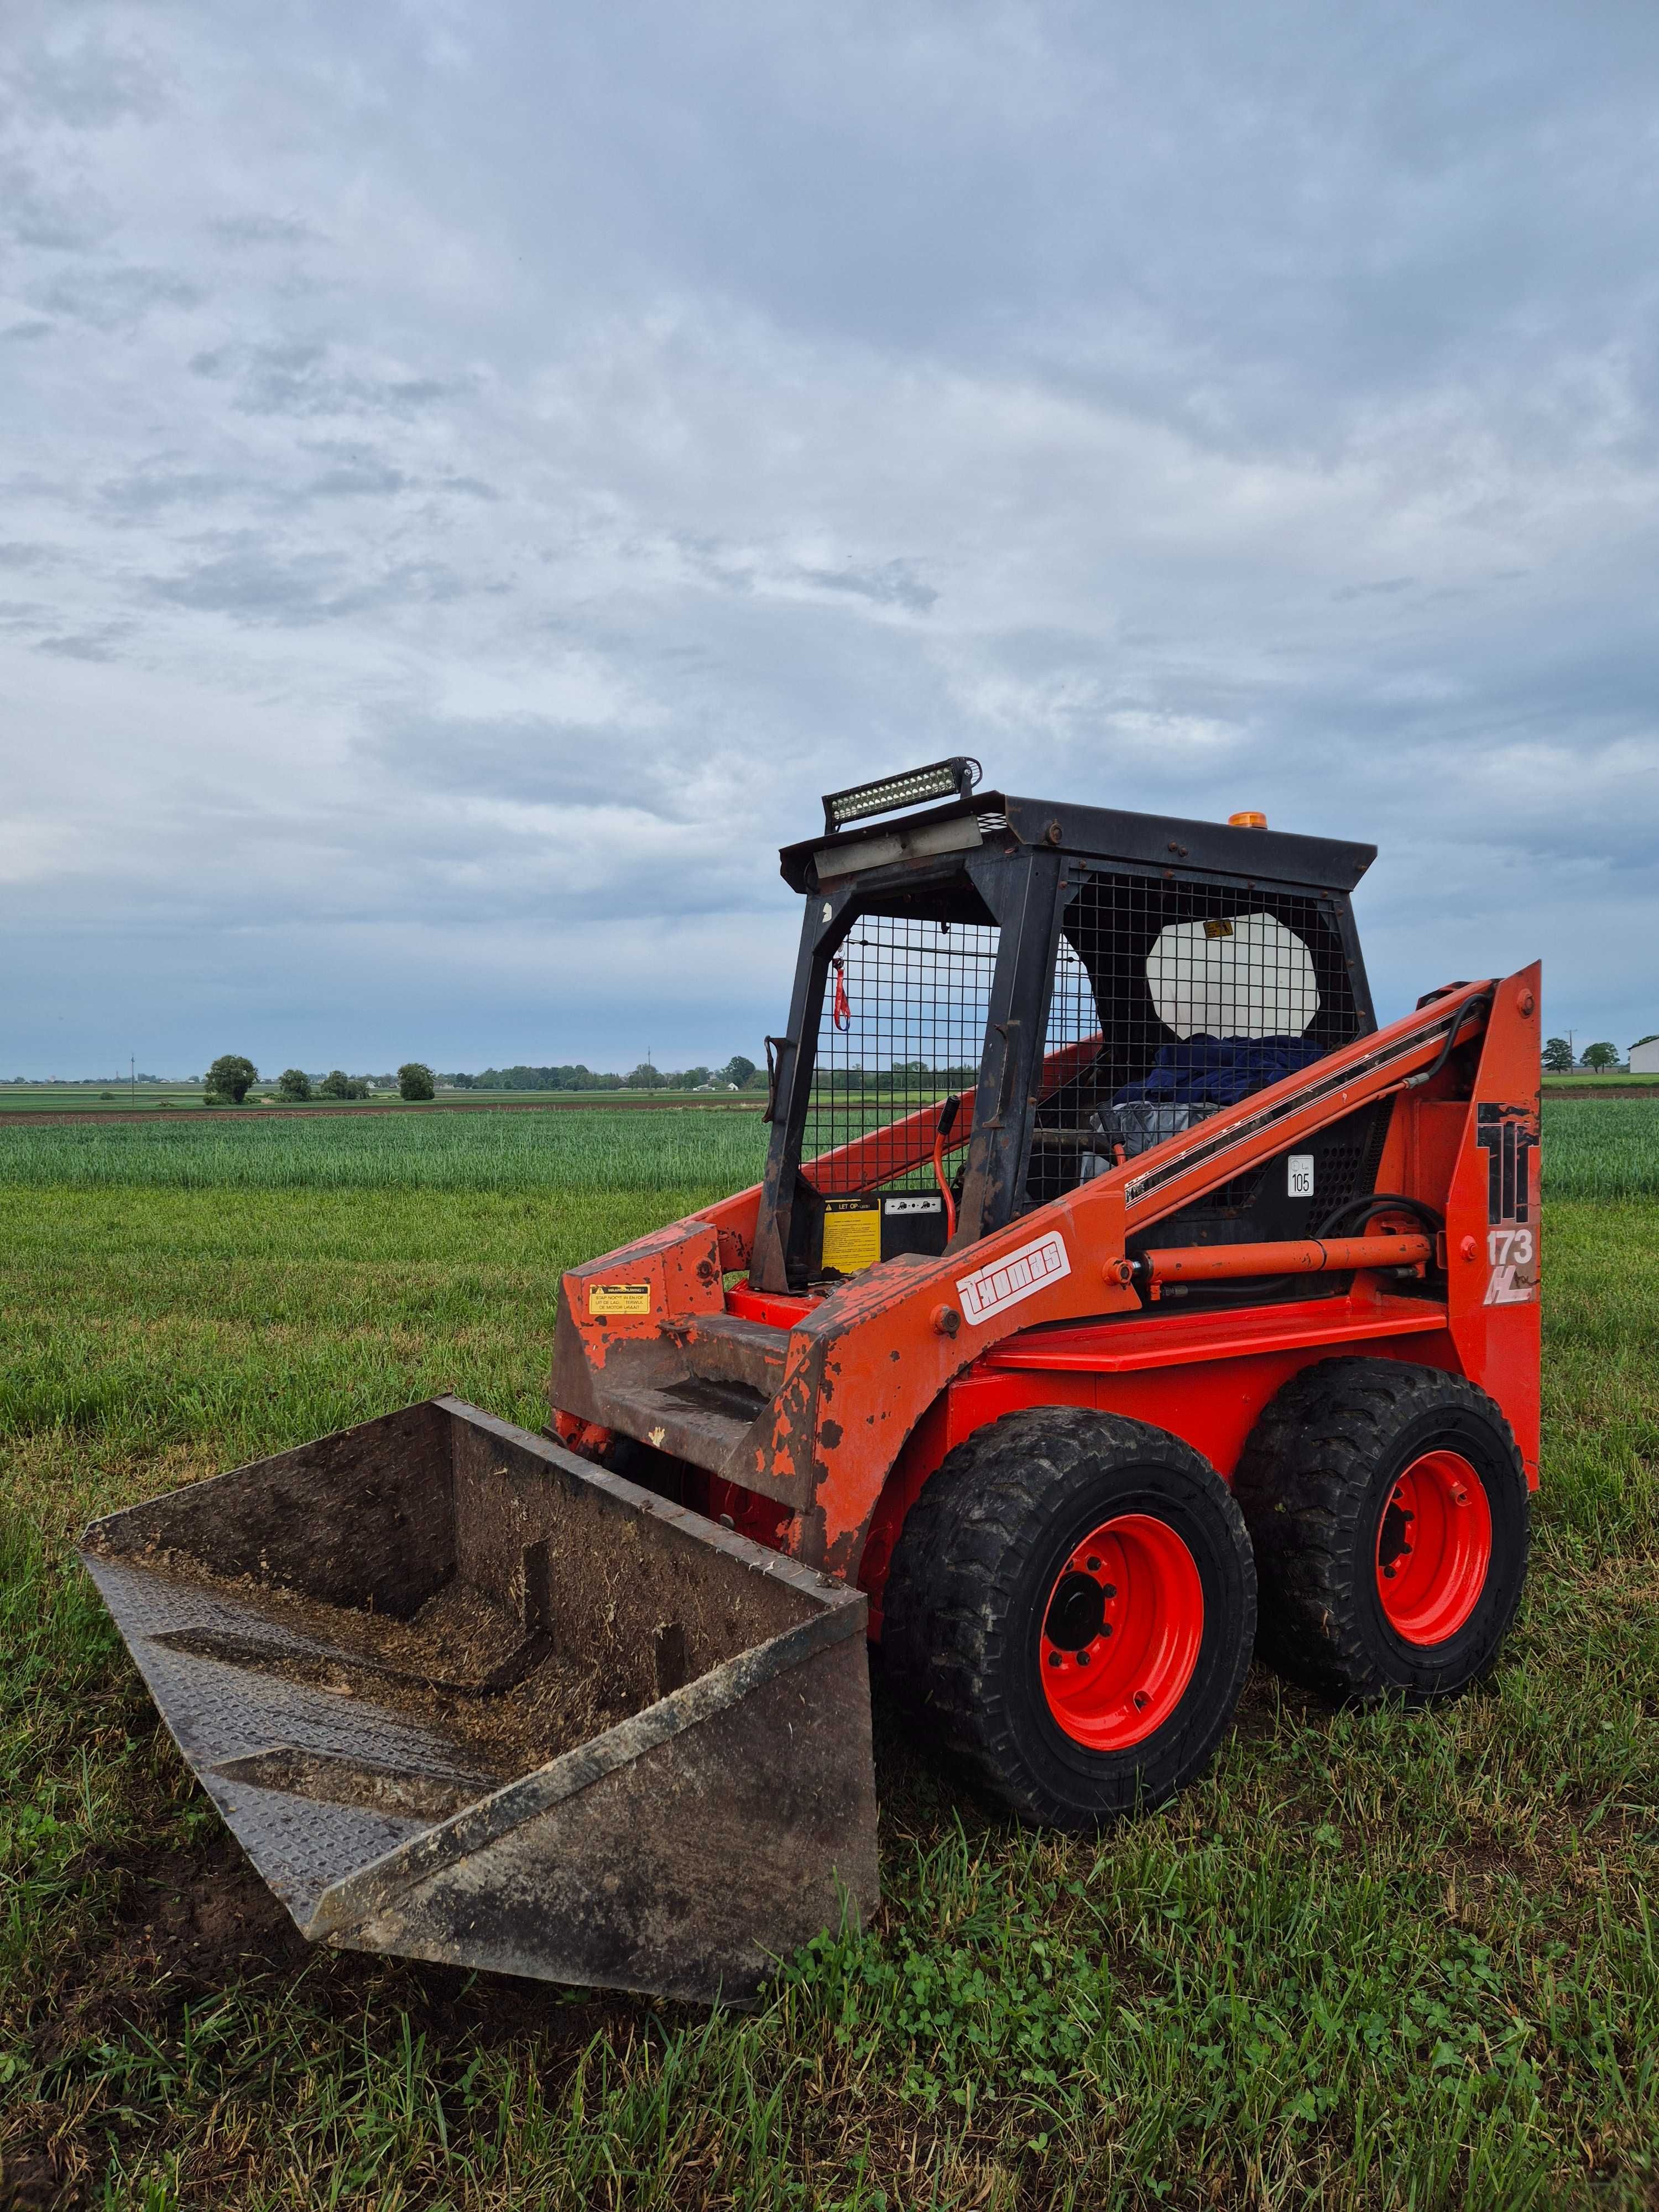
[822,1201,881,1274]
[1203,917,1235,940]
[589,1282,651,1316]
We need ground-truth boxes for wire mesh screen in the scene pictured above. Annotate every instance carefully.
[801,912,1000,1195]
[1029,869,1362,1203]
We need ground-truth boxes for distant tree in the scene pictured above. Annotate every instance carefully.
[277,1068,312,1101]
[319,1070,351,1098]
[625,1062,665,1090]
[720,1055,757,1089]
[205,1053,257,1104]
[398,1062,436,1101]
[742,1064,769,1089]
[448,1072,476,1089]
[679,1065,712,1091]
[1580,1042,1619,1071]
[1541,1037,1575,1073]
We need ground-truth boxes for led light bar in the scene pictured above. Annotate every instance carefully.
[822,757,982,834]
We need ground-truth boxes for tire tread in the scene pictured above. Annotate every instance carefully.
[1233,1356,1527,1699]
[884,1407,1255,1826]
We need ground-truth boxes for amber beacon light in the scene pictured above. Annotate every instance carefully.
[1228,808,1269,829]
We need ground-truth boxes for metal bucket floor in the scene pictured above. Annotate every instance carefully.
[84,1553,500,1922]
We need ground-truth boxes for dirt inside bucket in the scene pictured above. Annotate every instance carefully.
[112,1556,659,1779]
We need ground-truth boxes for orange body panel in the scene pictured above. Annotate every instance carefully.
[857,1292,1467,1633]
[550,964,1541,1587]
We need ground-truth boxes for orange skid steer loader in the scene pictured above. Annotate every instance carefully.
[84,760,1540,2004]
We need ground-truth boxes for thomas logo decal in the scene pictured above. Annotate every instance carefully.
[956,1231,1071,1326]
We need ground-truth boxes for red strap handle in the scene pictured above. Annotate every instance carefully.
[932,1093,961,1240]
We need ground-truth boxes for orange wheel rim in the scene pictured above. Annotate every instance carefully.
[1040,1513,1204,1751]
[1375,1450,1491,1645]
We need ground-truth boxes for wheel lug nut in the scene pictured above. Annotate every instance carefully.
[1103,1583,1117,1599]
[1047,1651,1062,1667]
[1086,1556,1102,1572]
[1100,1623,1112,1637]
[1077,1650,1090,1666]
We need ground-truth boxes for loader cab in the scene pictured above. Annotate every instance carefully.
[748,761,1379,1298]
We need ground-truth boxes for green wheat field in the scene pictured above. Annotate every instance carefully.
[2,1099,1656,2208]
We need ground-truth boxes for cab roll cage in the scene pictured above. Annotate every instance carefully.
[748,789,1375,1296]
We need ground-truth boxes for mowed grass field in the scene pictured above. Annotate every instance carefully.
[1,1102,1656,2209]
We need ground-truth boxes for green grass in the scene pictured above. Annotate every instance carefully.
[0,1086,766,1115]
[1534,1100,1659,1200]
[4,1094,1655,1202]
[0,1087,210,1113]
[0,1106,771,1196]
[2,1113,1657,2206]
[1542,1071,1659,1089]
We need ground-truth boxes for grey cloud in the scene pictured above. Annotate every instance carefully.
[210,213,322,247]
[795,561,937,613]
[99,468,253,516]
[189,340,462,419]
[149,541,377,625]
[5,0,1659,1072]
[9,29,166,128]
[295,442,410,499]
[36,265,204,330]
[661,539,937,614]
[34,626,128,662]
[369,713,692,819]
[0,158,112,252]
[149,538,471,625]
[307,462,410,498]
[1,320,53,343]
[1332,578,1417,602]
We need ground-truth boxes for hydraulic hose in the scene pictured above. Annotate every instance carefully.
[1313,1191,1444,1241]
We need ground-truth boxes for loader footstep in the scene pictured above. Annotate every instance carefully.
[209,1747,497,1820]
[150,1624,555,1698]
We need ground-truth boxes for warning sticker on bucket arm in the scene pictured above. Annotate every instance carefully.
[589,1283,652,1316]
[956,1230,1071,1326]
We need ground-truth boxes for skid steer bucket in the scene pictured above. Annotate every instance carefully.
[80,1399,878,2005]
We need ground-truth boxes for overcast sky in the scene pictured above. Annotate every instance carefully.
[5,1,1658,1077]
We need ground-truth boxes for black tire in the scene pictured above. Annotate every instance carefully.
[882,1408,1256,1828]
[1233,1357,1528,1702]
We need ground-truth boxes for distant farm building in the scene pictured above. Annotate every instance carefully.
[1631,1039,1659,1074]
